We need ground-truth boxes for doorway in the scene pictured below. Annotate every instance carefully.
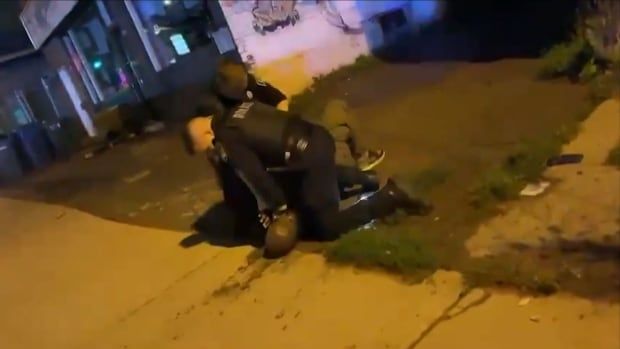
[63,1,138,110]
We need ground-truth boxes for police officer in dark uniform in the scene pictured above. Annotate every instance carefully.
[184,96,432,257]
[186,57,376,240]
[214,57,385,170]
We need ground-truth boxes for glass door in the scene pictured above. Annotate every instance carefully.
[64,2,137,108]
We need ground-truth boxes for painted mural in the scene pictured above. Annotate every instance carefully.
[219,0,444,86]
[221,0,362,36]
[219,0,370,70]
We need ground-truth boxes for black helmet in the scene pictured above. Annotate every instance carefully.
[264,211,299,258]
[213,57,248,101]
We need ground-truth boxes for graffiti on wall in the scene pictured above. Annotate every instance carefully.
[220,0,374,70]
[251,0,300,34]
[222,0,362,36]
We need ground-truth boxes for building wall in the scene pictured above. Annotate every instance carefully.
[0,53,49,97]
[101,0,166,99]
[103,0,233,98]
[219,0,444,95]
[0,50,88,144]
[38,1,234,123]
[220,1,367,75]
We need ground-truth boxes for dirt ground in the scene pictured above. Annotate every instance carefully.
[1,59,590,231]
[289,59,619,299]
[1,59,619,348]
[4,59,614,295]
[464,99,620,294]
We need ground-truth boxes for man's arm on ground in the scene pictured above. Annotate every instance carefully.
[216,129,287,210]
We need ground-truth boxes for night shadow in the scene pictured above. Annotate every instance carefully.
[509,238,620,261]
[365,0,580,64]
[179,201,263,249]
[556,238,620,261]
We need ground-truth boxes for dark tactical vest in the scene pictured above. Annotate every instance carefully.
[216,101,313,166]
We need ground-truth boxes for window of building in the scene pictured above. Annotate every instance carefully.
[0,90,35,132]
[378,8,408,36]
[64,2,134,105]
[125,0,214,71]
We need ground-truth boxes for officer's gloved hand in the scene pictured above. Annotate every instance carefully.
[262,205,299,259]
[257,205,288,229]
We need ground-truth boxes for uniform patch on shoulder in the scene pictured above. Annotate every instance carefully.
[246,90,253,99]
[255,78,268,87]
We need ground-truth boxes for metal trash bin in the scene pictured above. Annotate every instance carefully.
[12,123,53,172]
[43,119,76,160]
[0,134,24,183]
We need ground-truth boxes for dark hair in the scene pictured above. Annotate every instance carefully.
[214,56,248,101]
[217,55,244,69]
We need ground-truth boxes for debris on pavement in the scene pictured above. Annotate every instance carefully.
[529,315,541,322]
[144,121,166,134]
[569,267,583,279]
[56,211,66,220]
[518,297,531,306]
[128,212,137,218]
[181,211,195,218]
[519,181,551,197]
[140,202,152,211]
[123,170,151,184]
[546,153,584,167]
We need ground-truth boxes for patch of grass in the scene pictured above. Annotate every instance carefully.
[407,167,451,195]
[290,55,380,120]
[469,167,521,207]
[471,137,561,206]
[538,37,591,79]
[607,143,620,168]
[505,139,562,181]
[395,166,451,200]
[325,226,437,274]
[469,119,586,208]
[588,69,620,103]
[578,58,600,82]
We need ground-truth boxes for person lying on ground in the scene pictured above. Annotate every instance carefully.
[183,108,381,238]
[182,100,433,257]
[213,57,385,171]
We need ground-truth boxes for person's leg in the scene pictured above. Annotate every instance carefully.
[320,99,385,171]
[317,178,434,239]
[295,127,342,240]
[288,124,431,241]
[336,165,380,199]
[217,162,262,236]
[331,125,357,167]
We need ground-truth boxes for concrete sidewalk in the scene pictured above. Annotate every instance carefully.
[0,197,618,349]
[467,98,620,256]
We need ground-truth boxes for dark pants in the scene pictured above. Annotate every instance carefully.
[215,126,386,241]
[287,126,341,240]
[277,125,388,241]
